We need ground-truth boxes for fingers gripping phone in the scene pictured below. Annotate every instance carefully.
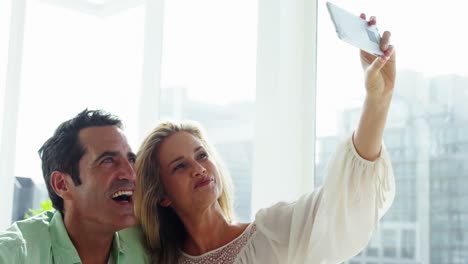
[326,2,384,56]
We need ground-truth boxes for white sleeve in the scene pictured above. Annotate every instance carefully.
[253,135,395,264]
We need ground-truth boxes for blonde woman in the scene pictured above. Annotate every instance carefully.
[134,16,396,264]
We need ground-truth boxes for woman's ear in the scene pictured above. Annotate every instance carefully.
[159,197,172,207]
[50,171,73,200]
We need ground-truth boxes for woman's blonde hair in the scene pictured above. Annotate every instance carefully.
[134,121,235,263]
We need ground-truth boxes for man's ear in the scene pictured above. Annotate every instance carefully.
[50,171,74,200]
[159,197,172,207]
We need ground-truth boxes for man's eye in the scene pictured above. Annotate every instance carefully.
[128,157,136,164]
[101,157,114,164]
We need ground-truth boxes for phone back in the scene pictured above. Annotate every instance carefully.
[326,2,383,55]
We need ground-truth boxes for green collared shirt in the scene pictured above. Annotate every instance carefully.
[0,210,149,264]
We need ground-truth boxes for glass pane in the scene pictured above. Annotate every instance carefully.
[12,0,144,222]
[316,0,468,263]
[382,229,397,258]
[159,0,257,222]
[402,229,416,259]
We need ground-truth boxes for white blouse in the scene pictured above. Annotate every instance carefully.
[179,136,395,264]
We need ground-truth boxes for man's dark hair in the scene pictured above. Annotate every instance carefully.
[38,109,123,214]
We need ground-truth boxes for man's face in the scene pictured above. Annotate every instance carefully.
[68,126,136,231]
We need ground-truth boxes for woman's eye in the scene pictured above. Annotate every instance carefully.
[198,152,208,160]
[128,157,136,164]
[173,163,186,172]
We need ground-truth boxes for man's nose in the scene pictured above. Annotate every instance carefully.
[118,158,136,182]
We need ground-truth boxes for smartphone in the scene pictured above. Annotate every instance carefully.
[326,2,383,55]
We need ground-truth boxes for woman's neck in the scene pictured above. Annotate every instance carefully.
[178,203,247,256]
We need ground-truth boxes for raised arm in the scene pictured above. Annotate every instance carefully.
[353,15,396,161]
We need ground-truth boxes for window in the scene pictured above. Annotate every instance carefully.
[382,229,397,258]
[11,0,145,222]
[3,0,257,225]
[159,0,257,222]
[401,229,416,259]
[3,0,467,262]
[316,0,468,263]
[5,0,315,231]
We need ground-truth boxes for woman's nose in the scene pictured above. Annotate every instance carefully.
[191,162,207,177]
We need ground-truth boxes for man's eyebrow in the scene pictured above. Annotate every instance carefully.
[93,151,118,164]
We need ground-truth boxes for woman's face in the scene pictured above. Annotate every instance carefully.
[157,131,222,215]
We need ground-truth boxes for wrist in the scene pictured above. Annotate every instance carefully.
[364,93,393,111]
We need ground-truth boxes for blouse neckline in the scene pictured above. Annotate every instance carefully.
[180,222,256,259]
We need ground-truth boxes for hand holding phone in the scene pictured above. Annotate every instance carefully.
[326,2,384,56]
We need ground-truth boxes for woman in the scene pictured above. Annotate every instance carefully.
[134,15,396,264]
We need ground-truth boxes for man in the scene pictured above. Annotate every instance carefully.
[0,109,149,263]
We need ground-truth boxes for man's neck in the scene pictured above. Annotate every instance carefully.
[63,211,115,264]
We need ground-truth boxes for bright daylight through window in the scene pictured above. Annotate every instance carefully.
[316,1,468,263]
[1,0,467,262]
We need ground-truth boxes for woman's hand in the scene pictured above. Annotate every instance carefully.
[353,14,396,161]
[359,14,396,101]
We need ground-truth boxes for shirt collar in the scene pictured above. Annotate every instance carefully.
[49,211,82,264]
[113,230,127,254]
[49,211,126,263]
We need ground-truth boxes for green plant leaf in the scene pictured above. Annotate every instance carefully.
[23,199,53,219]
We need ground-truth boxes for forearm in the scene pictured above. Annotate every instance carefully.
[353,94,392,161]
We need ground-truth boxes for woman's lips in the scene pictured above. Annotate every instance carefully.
[194,177,213,189]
